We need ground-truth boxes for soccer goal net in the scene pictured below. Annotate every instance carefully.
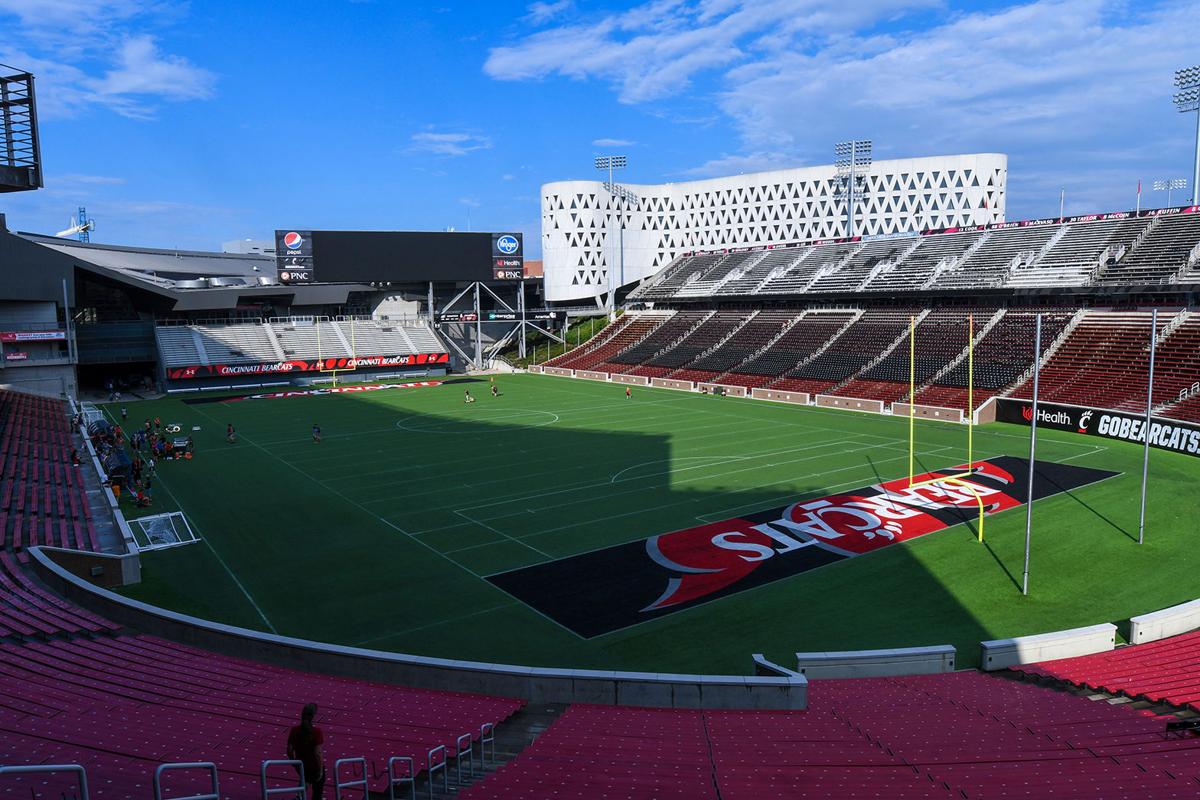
[80,402,105,429]
[130,512,199,552]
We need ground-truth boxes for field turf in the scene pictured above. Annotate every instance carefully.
[110,373,1200,673]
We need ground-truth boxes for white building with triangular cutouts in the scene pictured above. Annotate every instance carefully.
[541,153,1007,303]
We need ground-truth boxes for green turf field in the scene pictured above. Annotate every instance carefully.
[108,373,1200,673]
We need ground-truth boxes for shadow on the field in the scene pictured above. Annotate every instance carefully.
[138,383,1006,672]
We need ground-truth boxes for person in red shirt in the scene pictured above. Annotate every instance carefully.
[286,703,326,799]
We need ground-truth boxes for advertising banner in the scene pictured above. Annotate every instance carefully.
[491,232,524,280]
[274,229,315,284]
[165,352,449,380]
[0,330,66,342]
[994,398,1200,458]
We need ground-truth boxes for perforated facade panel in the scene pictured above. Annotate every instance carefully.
[541,153,1007,302]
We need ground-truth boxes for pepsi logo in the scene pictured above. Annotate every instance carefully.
[496,234,519,255]
[283,231,304,250]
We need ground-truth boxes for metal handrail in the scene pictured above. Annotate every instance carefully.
[0,764,89,800]
[479,722,496,767]
[386,756,415,800]
[153,762,219,800]
[260,759,306,800]
[453,732,474,783]
[333,757,368,800]
[426,746,447,799]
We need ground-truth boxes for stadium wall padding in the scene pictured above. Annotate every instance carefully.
[29,546,808,710]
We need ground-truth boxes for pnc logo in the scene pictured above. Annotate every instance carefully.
[282,231,304,250]
[496,234,519,255]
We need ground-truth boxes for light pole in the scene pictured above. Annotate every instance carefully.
[1153,178,1187,208]
[1175,66,1200,204]
[834,140,872,237]
[594,155,639,311]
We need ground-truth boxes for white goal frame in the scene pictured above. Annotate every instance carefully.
[129,511,200,552]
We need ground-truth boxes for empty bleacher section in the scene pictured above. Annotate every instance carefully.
[1006,218,1150,288]
[722,311,857,389]
[1098,214,1200,285]
[669,310,801,384]
[1011,629,1200,713]
[627,311,753,379]
[546,313,670,372]
[1007,311,1179,413]
[462,671,1200,799]
[0,627,522,798]
[156,318,447,369]
[832,308,984,405]
[915,309,1076,411]
[771,309,914,395]
[628,211,1200,300]
[0,391,101,558]
[602,311,709,374]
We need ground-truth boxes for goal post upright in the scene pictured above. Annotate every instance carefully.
[968,313,974,470]
[908,314,915,487]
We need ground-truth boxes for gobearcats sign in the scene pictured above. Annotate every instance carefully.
[995,399,1200,457]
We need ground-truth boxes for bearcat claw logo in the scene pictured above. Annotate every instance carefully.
[487,456,1118,638]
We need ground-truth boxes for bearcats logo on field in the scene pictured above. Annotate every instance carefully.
[642,462,1018,611]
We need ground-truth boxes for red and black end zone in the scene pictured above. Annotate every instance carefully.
[486,456,1118,638]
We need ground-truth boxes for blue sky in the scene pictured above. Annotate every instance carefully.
[1,0,1197,256]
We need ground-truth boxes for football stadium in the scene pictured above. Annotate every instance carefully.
[2,9,1200,797]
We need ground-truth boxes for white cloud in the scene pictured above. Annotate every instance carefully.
[409,131,493,157]
[0,0,215,119]
[592,137,637,147]
[526,0,572,24]
[486,0,1200,218]
[459,195,481,207]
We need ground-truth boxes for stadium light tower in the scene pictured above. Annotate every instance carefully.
[834,140,872,237]
[1153,178,1187,207]
[1175,66,1200,204]
[594,155,639,311]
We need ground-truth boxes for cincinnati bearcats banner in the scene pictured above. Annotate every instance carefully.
[182,381,443,404]
[165,352,449,380]
[488,456,1117,638]
[995,399,1200,458]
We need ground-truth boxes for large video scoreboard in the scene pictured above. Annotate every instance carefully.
[274,230,524,285]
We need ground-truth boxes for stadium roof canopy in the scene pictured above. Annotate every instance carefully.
[15,232,372,311]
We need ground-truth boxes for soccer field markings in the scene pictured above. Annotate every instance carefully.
[100,407,279,634]
[450,437,861,517]
[453,509,553,558]
[609,455,752,484]
[349,415,772,497]
[183,403,494,581]
[395,408,561,433]
[437,439,919,554]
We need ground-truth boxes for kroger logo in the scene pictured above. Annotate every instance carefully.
[282,231,304,250]
[496,235,519,255]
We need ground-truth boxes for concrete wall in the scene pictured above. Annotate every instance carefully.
[980,623,1117,671]
[892,403,964,423]
[610,373,648,386]
[650,377,694,392]
[816,395,884,414]
[699,383,747,398]
[1129,599,1200,644]
[751,388,810,405]
[542,366,573,377]
[795,645,956,678]
[575,370,609,381]
[30,548,807,710]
